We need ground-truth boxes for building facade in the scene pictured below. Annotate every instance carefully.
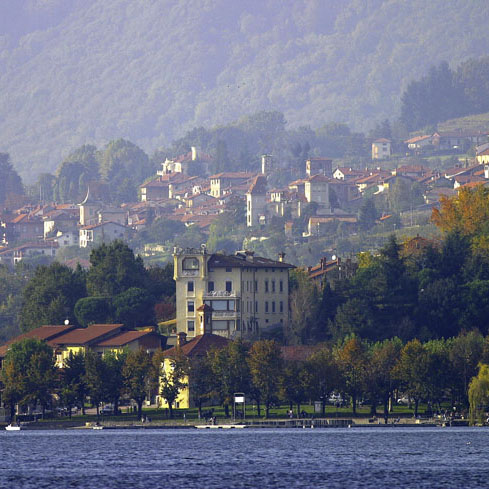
[173,248,293,340]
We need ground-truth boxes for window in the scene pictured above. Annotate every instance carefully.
[272,301,276,313]
[226,267,232,272]
[187,301,194,313]
[265,301,269,313]
[226,281,232,293]
[236,319,241,331]
[280,301,283,313]
[280,280,283,293]
[265,280,269,293]
[187,281,194,292]
[255,301,258,313]
[254,281,258,292]
[208,281,214,292]
[187,320,195,332]
[183,258,199,270]
[271,280,276,293]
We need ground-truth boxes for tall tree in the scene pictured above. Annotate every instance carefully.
[208,340,250,417]
[123,349,153,420]
[86,241,149,297]
[248,340,283,418]
[0,153,24,207]
[159,354,188,419]
[0,339,55,419]
[334,336,368,415]
[306,347,341,416]
[20,262,86,331]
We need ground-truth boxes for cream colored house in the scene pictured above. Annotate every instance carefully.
[304,174,330,207]
[371,138,391,160]
[246,175,268,227]
[173,248,293,340]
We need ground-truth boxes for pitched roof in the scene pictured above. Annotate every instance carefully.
[48,324,124,346]
[247,174,267,195]
[95,330,156,347]
[164,333,230,358]
[0,324,77,358]
[373,138,391,143]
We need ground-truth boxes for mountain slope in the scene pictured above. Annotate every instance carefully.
[1,0,489,180]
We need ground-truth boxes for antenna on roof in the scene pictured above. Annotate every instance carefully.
[64,319,69,326]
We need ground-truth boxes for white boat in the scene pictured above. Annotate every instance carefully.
[5,424,21,431]
[92,425,104,430]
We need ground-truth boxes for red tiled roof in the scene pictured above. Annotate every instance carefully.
[48,324,124,346]
[95,330,155,347]
[0,324,77,358]
[164,333,230,358]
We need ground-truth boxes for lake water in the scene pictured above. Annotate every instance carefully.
[1,427,488,489]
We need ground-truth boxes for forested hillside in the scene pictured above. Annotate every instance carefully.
[1,0,489,180]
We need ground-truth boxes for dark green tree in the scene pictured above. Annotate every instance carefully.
[86,241,149,297]
[20,262,86,331]
[74,297,112,327]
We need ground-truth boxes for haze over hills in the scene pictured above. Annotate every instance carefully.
[1,0,489,181]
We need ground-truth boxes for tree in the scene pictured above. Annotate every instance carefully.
[0,153,24,207]
[74,297,112,327]
[123,349,153,420]
[449,331,484,406]
[288,269,320,344]
[86,241,149,297]
[188,357,215,419]
[394,339,429,416]
[84,350,108,417]
[103,351,126,415]
[432,186,489,238]
[358,198,377,231]
[306,347,340,416]
[159,354,188,418]
[469,364,489,425]
[0,339,56,419]
[334,336,368,415]
[98,139,152,204]
[248,340,283,418]
[20,262,86,331]
[62,351,87,415]
[113,287,155,328]
[365,339,402,421]
[280,361,309,417]
[208,340,250,417]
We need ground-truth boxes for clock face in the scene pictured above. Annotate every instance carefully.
[183,257,199,270]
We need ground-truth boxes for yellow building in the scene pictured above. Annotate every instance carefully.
[157,332,229,409]
[173,248,293,340]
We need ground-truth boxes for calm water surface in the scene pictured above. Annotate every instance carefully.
[1,427,488,489]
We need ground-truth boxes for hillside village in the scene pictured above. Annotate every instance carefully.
[2,129,489,269]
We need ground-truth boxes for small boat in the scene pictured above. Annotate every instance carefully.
[92,424,104,430]
[5,424,21,431]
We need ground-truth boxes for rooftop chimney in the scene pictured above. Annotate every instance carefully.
[278,252,285,262]
[176,332,187,348]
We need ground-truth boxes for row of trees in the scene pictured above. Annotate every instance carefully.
[2,331,488,423]
[0,338,157,420]
[171,333,489,421]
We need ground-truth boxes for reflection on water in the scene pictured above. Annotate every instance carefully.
[1,427,488,489]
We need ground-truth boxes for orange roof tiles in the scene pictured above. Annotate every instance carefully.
[48,324,124,346]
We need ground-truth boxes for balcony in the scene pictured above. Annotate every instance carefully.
[181,269,199,277]
[212,310,238,318]
[203,290,239,298]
